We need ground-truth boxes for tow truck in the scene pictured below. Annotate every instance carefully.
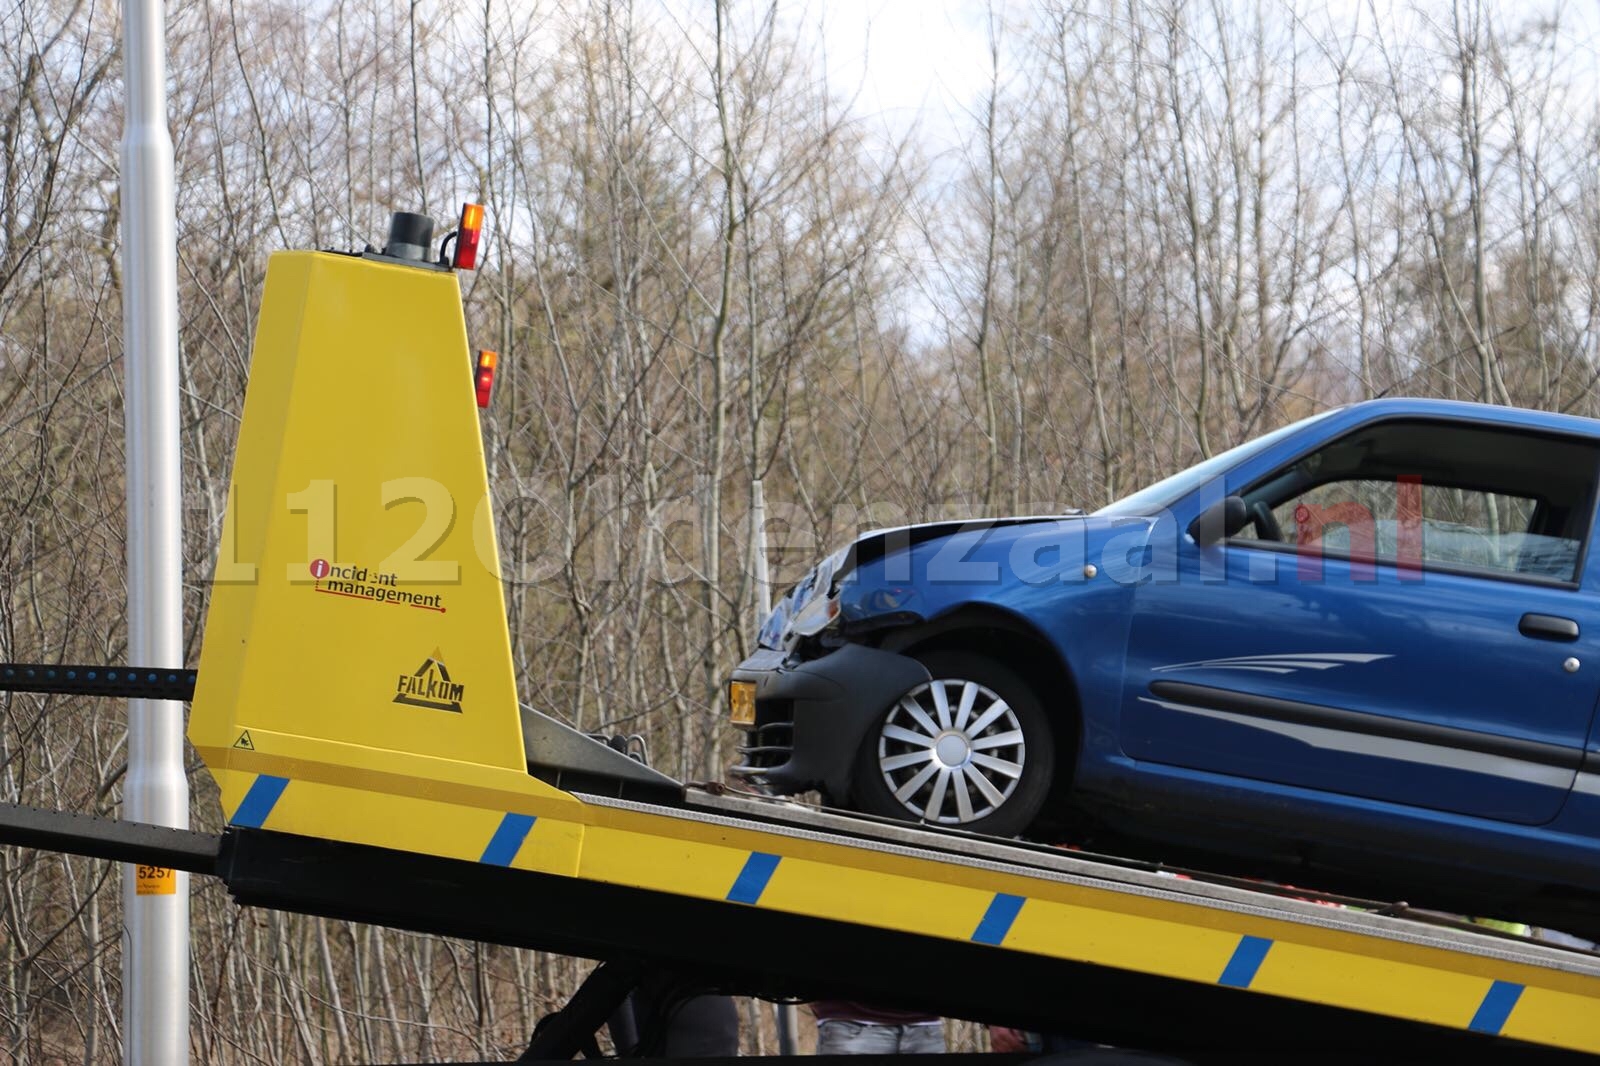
[1,211,1597,1063]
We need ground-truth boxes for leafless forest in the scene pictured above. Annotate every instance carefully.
[2,0,1598,1060]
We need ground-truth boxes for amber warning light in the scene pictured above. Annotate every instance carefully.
[475,350,497,408]
[453,202,484,270]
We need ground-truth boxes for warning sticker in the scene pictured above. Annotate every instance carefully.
[136,865,176,895]
[307,559,446,613]
[233,730,254,750]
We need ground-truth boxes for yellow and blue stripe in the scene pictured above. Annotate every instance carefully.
[1218,935,1273,988]
[972,893,1025,945]
[1469,981,1523,1036]
[727,852,781,904]
[231,774,289,828]
[482,813,537,866]
[210,757,1600,1057]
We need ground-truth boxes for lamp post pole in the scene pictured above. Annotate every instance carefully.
[119,1,190,1062]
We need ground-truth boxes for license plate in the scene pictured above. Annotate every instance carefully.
[728,680,756,725]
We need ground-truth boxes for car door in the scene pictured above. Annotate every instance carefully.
[1119,416,1600,826]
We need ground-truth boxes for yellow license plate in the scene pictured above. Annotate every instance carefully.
[728,680,756,725]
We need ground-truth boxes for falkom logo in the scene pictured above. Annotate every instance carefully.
[394,651,465,713]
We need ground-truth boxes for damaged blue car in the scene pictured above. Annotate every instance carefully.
[729,397,1600,934]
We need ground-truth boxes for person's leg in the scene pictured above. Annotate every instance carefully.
[660,995,740,1057]
[817,1020,900,1055]
[898,1023,946,1054]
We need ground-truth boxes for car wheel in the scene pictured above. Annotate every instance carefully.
[853,650,1055,837]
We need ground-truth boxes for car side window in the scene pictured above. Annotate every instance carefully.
[1230,420,1600,583]
[1267,480,1554,577]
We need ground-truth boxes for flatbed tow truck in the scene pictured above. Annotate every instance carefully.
[2,214,1598,1064]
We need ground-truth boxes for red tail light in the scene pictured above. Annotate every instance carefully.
[474,350,497,408]
[453,203,484,270]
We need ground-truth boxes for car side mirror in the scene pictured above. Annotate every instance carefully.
[1188,495,1250,547]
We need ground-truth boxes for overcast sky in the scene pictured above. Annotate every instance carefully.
[811,0,995,152]
[794,0,1600,156]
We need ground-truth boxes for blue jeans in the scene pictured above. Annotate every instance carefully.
[817,1020,945,1054]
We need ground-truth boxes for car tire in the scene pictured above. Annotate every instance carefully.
[852,650,1055,837]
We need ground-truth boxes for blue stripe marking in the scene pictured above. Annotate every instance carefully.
[972,893,1026,945]
[231,775,289,828]
[726,852,781,904]
[1468,980,1523,1035]
[1218,935,1274,988]
[480,813,537,866]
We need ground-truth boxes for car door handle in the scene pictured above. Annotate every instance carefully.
[1519,613,1580,641]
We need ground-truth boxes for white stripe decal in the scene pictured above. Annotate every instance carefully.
[1574,773,1600,798]
[1153,652,1393,675]
[1137,697,1574,789]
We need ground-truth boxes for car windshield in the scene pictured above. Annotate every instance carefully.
[1094,408,1341,518]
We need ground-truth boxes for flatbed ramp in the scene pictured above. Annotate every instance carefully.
[4,783,1595,1060]
[199,774,1600,1061]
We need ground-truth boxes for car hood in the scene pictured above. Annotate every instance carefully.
[759,513,1157,650]
[841,514,1087,574]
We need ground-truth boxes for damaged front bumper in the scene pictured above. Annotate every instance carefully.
[728,643,930,803]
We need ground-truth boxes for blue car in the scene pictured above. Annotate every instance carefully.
[729,397,1600,934]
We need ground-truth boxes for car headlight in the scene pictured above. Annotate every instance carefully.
[788,588,840,638]
[770,547,850,649]
[836,582,922,629]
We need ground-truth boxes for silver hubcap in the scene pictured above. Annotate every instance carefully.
[876,677,1025,825]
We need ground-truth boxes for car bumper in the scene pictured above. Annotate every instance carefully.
[729,643,931,803]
